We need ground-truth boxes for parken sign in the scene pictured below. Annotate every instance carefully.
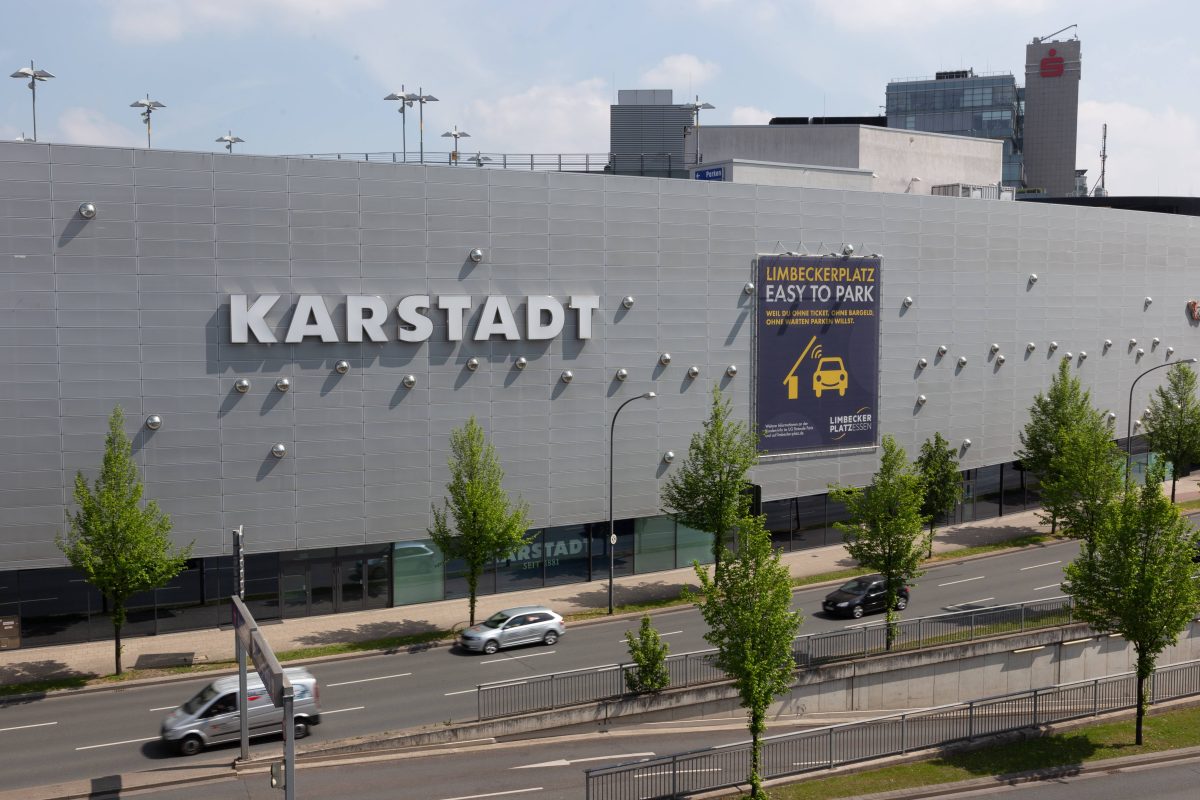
[230,294,600,344]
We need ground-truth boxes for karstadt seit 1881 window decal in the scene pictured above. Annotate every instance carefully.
[754,254,881,454]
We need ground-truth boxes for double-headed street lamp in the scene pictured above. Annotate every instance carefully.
[688,96,715,163]
[1125,357,1198,483]
[131,94,165,148]
[412,87,438,162]
[441,125,470,164]
[10,60,54,142]
[609,391,657,615]
[383,86,415,162]
[216,131,244,153]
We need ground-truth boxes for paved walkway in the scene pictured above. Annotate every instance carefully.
[3,479,1196,686]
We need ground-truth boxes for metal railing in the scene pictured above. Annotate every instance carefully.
[289,151,698,176]
[476,596,1077,720]
[584,657,1200,799]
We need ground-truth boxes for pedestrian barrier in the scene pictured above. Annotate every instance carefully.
[583,658,1200,799]
[476,596,1076,720]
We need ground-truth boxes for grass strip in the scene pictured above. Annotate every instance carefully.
[737,704,1200,799]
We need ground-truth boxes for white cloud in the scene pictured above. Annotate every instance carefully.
[1077,101,1200,196]
[467,79,611,154]
[639,55,720,94]
[730,105,773,125]
[811,0,1049,30]
[107,0,381,41]
[56,108,143,148]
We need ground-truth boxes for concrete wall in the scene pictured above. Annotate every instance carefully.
[2,140,1200,569]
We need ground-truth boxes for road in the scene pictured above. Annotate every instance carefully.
[0,540,1083,793]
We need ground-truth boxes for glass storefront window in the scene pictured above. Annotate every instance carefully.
[762,499,795,552]
[794,494,828,550]
[634,516,675,574]
[497,530,547,593]
[393,540,443,607]
[444,556,495,601]
[975,464,1002,520]
[591,520,634,581]
[543,524,591,587]
[676,522,712,568]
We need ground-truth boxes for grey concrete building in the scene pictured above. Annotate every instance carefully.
[1023,37,1082,196]
[0,140,1190,649]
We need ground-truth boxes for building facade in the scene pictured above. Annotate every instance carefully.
[609,89,696,177]
[1022,37,1082,197]
[0,140,1188,649]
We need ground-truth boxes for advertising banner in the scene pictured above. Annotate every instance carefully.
[754,255,881,454]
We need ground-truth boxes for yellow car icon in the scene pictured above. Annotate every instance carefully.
[812,357,848,398]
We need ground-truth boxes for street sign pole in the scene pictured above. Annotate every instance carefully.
[283,688,295,800]
[233,526,249,762]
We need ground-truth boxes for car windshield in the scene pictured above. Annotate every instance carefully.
[181,684,221,715]
[481,611,511,629]
[838,577,873,593]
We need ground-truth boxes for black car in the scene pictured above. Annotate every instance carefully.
[822,576,910,619]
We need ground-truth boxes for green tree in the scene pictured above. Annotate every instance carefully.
[1017,358,1094,534]
[1039,411,1124,554]
[1063,461,1200,745]
[623,615,671,694]
[429,416,532,625]
[830,435,928,650]
[1142,362,1200,502]
[57,406,192,675]
[692,515,802,799]
[661,385,758,574]
[914,432,962,558]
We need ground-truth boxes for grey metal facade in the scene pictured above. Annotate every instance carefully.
[1023,38,1082,196]
[2,140,1198,577]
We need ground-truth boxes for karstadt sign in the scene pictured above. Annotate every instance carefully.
[230,294,601,344]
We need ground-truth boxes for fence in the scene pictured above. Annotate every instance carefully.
[291,151,699,176]
[476,596,1076,720]
[583,658,1200,799]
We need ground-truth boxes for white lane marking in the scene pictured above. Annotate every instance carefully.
[437,789,544,800]
[946,597,994,609]
[76,735,158,751]
[513,752,655,769]
[617,630,682,642]
[0,721,57,734]
[1020,560,1062,571]
[445,688,477,696]
[322,706,366,715]
[480,650,556,666]
[150,705,177,712]
[1034,583,1062,592]
[326,672,411,687]
[938,576,984,587]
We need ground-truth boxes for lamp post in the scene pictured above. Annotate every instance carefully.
[441,125,470,164]
[609,391,657,615]
[1125,358,1198,484]
[131,94,165,148]
[384,86,415,162]
[215,131,244,153]
[411,87,438,163]
[10,60,53,142]
[688,96,714,164]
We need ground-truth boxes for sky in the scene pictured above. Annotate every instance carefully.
[3,0,1199,195]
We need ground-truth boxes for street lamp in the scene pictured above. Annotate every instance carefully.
[131,94,165,148]
[688,96,715,164]
[608,391,657,615]
[441,125,470,164]
[1125,358,1198,483]
[410,87,438,163]
[9,60,53,142]
[383,86,416,162]
[215,131,244,153]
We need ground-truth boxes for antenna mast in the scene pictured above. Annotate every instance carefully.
[1094,123,1108,196]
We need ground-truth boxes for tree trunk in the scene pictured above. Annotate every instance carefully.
[466,568,478,625]
[1135,649,1152,746]
[113,620,123,675]
[1171,471,1177,503]
[884,601,896,651]
[749,707,764,798]
[927,520,935,559]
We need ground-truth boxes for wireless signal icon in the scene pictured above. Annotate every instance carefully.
[811,345,823,361]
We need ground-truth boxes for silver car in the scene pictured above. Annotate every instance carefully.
[458,606,565,654]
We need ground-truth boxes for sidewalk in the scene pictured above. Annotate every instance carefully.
[3,480,1195,687]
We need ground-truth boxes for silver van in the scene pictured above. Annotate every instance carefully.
[161,667,321,755]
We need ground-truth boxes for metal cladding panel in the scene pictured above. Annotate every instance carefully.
[1,141,1200,570]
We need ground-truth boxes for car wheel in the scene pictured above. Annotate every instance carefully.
[851,605,864,619]
[895,597,908,611]
[543,630,559,646]
[483,639,500,655]
[294,719,309,740]
[178,734,204,756]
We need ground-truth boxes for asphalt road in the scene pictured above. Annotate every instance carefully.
[0,540,1084,793]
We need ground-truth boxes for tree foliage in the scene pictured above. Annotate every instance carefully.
[693,515,802,799]
[57,406,192,675]
[1062,461,1200,745]
[429,416,531,625]
[661,385,759,573]
[623,615,671,694]
[1039,410,1124,553]
[1142,362,1200,502]
[914,432,962,557]
[830,435,928,649]
[1017,358,1095,534]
